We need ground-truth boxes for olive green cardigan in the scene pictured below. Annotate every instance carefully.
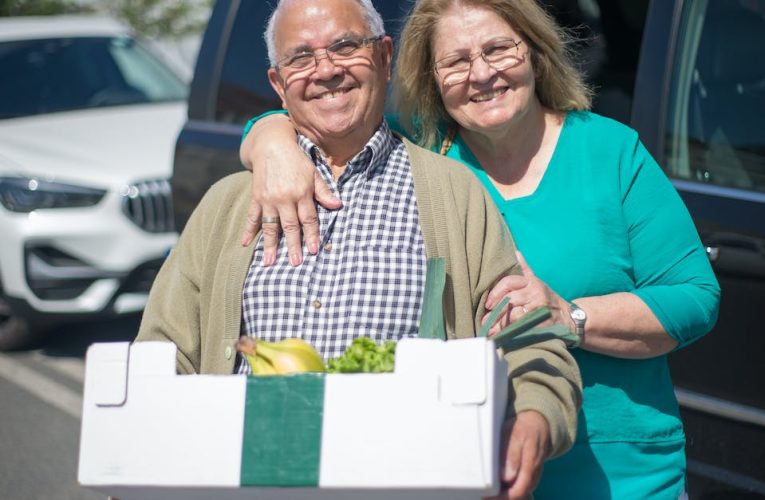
[136,137,582,457]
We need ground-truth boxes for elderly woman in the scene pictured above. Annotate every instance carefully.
[238,0,720,498]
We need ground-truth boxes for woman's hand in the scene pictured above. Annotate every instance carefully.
[483,251,572,335]
[484,252,679,359]
[239,114,341,266]
[483,410,551,500]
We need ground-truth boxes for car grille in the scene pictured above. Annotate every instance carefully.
[121,179,175,233]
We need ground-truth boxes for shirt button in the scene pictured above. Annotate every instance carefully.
[224,345,233,360]
[313,300,322,309]
[324,242,333,252]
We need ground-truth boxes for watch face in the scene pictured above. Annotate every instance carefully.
[572,309,586,321]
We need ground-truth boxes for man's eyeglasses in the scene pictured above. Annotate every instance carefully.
[434,38,524,86]
[276,36,383,73]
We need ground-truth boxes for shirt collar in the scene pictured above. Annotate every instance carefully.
[297,120,397,180]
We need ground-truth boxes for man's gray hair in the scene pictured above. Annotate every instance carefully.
[265,0,386,67]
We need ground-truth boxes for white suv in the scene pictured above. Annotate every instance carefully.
[0,16,187,349]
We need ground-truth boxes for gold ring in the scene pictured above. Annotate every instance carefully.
[261,216,281,224]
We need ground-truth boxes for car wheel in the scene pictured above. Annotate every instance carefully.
[0,297,42,351]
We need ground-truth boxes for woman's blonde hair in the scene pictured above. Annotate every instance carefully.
[393,0,592,149]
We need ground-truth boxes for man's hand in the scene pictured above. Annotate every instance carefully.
[239,114,341,266]
[484,410,552,500]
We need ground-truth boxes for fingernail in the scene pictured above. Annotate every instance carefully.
[505,465,517,481]
[290,253,302,266]
[308,242,319,255]
[262,251,274,267]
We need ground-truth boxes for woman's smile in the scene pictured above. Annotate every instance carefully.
[470,86,509,103]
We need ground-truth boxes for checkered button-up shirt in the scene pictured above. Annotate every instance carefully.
[234,122,427,373]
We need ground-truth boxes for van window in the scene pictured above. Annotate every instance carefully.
[664,0,765,192]
[539,0,649,125]
[215,2,280,124]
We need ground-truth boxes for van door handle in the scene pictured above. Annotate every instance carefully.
[703,235,765,278]
[705,246,720,262]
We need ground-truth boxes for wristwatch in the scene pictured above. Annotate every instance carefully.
[569,302,586,346]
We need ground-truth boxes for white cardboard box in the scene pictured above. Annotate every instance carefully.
[78,337,508,499]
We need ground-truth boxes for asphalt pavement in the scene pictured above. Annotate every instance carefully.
[0,314,139,500]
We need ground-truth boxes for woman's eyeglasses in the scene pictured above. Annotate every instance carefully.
[434,38,524,86]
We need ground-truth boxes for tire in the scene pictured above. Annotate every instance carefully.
[0,297,43,351]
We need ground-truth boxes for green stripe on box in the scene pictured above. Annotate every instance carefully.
[240,373,325,486]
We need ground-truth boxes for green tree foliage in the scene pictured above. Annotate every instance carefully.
[111,0,213,38]
[0,0,94,16]
[1,0,212,39]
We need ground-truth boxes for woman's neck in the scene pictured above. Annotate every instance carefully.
[459,103,565,198]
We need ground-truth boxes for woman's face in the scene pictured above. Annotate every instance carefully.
[432,4,537,136]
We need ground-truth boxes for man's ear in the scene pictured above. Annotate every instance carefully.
[381,36,394,81]
[267,67,288,109]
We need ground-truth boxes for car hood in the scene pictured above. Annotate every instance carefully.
[0,102,186,188]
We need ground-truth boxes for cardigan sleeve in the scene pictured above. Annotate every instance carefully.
[619,133,721,348]
[408,140,583,459]
[477,192,583,458]
[461,164,582,458]
[134,181,227,374]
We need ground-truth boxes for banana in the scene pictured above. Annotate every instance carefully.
[236,337,275,374]
[256,338,326,374]
[235,336,326,375]
[275,338,326,361]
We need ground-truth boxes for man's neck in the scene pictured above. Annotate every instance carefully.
[300,119,384,177]
[317,136,365,173]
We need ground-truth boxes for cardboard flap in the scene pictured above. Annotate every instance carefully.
[85,342,130,407]
[129,341,177,378]
[395,338,488,405]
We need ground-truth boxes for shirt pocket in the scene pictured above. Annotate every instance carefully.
[343,244,426,339]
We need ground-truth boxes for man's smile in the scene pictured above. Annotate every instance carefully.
[313,86,355,100]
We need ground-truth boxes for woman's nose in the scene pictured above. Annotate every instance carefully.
[468,55,497,83]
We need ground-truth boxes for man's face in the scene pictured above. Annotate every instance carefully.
[267,0,392,152]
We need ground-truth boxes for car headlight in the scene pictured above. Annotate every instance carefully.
[0,176,107,213]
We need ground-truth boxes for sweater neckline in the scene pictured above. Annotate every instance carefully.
[452,111,572,205]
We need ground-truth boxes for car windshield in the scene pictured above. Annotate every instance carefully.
[0,36,188,119]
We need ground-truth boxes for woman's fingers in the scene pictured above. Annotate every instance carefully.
[301,171,342,255]
[494,303,532,334]
[240,199,262,247]
[486,275,527,309]
[298,198,321,256]
[278,204,303,266]
[314,170,342,210]
[260,210,281,266]
[515,250,535,277]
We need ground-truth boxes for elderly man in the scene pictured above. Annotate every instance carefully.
[136,0,581,497]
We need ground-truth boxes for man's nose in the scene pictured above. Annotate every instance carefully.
[313,51,342,79]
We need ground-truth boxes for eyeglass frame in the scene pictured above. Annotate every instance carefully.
[274,35,384,73]
[433,38,524,85]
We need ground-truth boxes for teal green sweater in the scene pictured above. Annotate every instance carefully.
[244,110,720,446]
[440,111,720,445]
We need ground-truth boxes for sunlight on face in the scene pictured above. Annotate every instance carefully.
[267,0,392,153]
[432,4,537,136]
